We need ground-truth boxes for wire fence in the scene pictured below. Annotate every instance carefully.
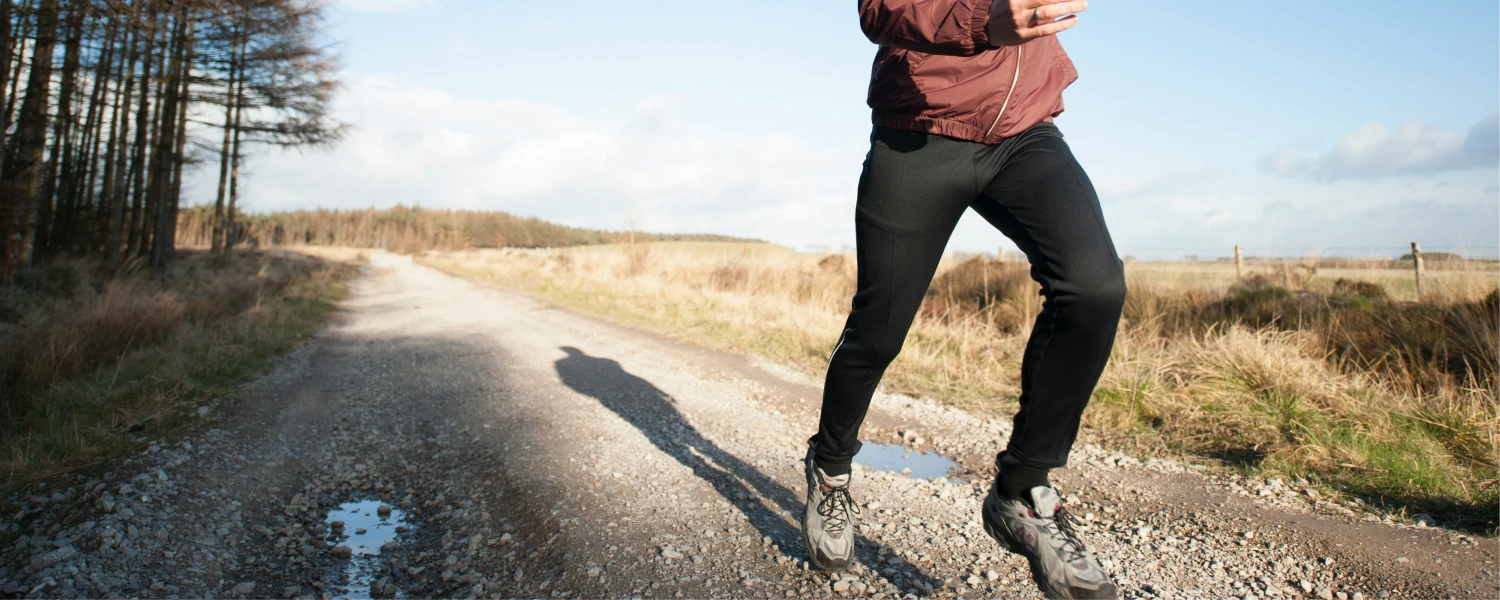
[1113,245,1500,261]
[800,244,1500,262]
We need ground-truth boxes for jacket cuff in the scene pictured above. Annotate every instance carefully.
[970,0,996,51]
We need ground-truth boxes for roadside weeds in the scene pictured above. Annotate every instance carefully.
[419,244,1499,534]
[0,249,362,502]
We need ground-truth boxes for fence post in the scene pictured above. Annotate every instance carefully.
[983,259,990,305]
[1234,245,1243,279]
[996,246,1005,264]
[1411,241,1426,298]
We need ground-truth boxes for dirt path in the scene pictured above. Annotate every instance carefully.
[3,253,1495,599]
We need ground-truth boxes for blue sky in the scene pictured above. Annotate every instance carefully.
[225,0,1500,258]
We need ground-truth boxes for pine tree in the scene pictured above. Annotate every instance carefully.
[0,0,59,283]
[0,0,345,277]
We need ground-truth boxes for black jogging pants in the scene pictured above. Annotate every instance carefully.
[813,122,1126,474]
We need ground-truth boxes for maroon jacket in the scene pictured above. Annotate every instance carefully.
[859,0,1079,144]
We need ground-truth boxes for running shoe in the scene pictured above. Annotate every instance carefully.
[802,443,859,571]
[982,483,1118,599]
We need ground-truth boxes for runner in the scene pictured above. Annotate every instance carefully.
[803,1,1122,598]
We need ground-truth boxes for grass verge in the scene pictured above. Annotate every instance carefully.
[0,249,361,499]
[421,244,1498,533]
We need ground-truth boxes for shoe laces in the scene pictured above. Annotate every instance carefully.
[1043,503,1090,564]
[816,480,861,535]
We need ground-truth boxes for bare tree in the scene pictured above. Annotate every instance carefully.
[0,0,58,282]
[209,0,243,256]
[0,0,15,175]
[208,0,344,257]
[33,1,85,258]
[0,0,343,277]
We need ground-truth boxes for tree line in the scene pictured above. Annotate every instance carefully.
[0,0,341,283]
[175,205,765,253]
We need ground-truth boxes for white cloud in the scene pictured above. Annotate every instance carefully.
[1262,115,1499,181]
[186,76,1497,259]
[1093,168,1499,260]
[192,75,859,250]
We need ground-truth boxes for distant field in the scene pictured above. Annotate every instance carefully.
[1122,258,1497,302]
[421,242,1499,531]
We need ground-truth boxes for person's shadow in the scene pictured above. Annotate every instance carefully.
[554,346,943,595]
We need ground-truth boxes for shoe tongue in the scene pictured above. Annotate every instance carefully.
[818,469,850,487]
[1028,486,1059,518]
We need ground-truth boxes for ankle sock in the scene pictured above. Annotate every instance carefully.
[816,459,852,478]
[996,452,1050,499]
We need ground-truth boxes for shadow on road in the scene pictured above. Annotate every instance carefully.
[554,346,943,594]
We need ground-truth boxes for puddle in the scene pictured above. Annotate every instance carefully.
[855,441,965,482]
[323,499,411,599]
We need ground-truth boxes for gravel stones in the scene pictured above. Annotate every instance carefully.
[0,253,1490,600]
[370,577,397,598]
[229,581,255,596]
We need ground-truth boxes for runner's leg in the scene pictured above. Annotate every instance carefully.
[970,124,1126,497]
[812,126,981,475]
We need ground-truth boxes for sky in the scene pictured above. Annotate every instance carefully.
[194,0,1500,259]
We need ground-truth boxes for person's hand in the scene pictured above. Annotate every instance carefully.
[987,0,1087,47]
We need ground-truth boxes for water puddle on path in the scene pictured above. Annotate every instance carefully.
[855,442,965,483]
[323,499,411,600]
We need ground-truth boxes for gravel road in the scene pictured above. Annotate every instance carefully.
[2,252,1494,600]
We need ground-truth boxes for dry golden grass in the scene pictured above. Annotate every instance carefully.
[1124,257,1497,302]
[423,243,1030,409]
[422,242,1499,529]
[0,249,360,487]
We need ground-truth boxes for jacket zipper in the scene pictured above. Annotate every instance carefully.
[984,46,1022,140]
